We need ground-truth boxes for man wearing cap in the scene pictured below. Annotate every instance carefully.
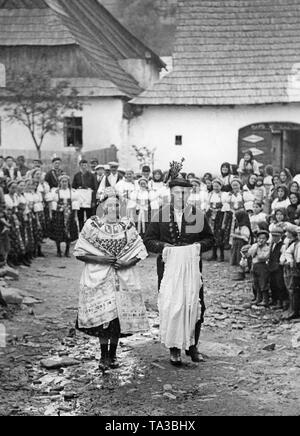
[94,164,105,188]
[144,163,214,366]
[141,166,152,182]
[269,227,288,310]
[72,160,98,230]
[16,156,29,178]
[97,161,122,199]
[45,157,63,189]
[90,158,99,175]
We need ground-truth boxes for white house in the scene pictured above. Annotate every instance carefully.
[0,0,165,167]
[130,0,300,175]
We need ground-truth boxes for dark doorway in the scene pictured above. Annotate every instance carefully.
[238,123,300,174]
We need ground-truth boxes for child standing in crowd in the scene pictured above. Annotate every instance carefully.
[269,208,288,233]
[230,210,252,267]
[280,224,299,320]
[253,175,267,204]
[247,230,270,307]
[292,227,300,319]
[250,201,267,235]
[268,227,288,310]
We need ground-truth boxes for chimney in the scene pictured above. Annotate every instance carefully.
[0,64,6,88]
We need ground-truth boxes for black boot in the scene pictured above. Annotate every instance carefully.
[170,348,182,366]
[254,291,263,305]
[258,291,269,308]
[37,245,45,258]
[186,321,204,363]
[208,247,218,262]
[109,341,120,369]
[65,243,71,258]
[219,247,225,263]
[56,242,62,258]
[21,255,31,267]
[99,344,110,372]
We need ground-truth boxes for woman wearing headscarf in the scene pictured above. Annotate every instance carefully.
[279,169,293,189]
[242,174,258,211]
[207,178,229,262]
[271,185,290,213]
[220,163,234,192]
[286,192,300,224]
[238,150,260,185]
[74,194,149,371]
[49,175,80,258]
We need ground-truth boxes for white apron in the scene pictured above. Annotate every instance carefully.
[159,244,202,351]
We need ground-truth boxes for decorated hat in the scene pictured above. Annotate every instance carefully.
[167,158,192,189]
[108,161,119,167]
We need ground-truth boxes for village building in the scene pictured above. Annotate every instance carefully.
[130,0,300,175]
[0,0,164,167]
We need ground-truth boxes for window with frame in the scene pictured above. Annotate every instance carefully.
[64,117,83,148]
[175,135,183,146]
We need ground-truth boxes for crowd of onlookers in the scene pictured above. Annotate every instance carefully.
[0,150,300,320]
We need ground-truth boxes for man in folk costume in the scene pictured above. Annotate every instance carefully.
[45,157,63,189]
[144,160,215,366]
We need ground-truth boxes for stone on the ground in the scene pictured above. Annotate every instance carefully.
[291,332,300,349]
[22,297,42,306]
[262,344,276,352]
[0,266,19,280]
[41,357,80,370]
[0,287,23,305]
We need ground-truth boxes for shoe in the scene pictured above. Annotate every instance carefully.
[187,346,204,363]
[109,358,120,369]
[57,251,62,258]
[98,357,110,372]
[170,348,182,366]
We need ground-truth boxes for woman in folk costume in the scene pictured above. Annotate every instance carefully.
[271,185,290,213]
[49,175,79,258]
[187,178,208,211]
[144,159,214,366]
[23,179,36,260]
[207,178,229,262]
[150,169,170,213]
[237,150,260,185]
[131,178,152,238]
[220,162,234,193]
[31,180,46,258]
[5,181,25,268]
[74,194,149,371]
[32,168,52,238]
[16,180,31,267]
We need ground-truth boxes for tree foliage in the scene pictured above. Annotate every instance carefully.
[131,144,156,170]
[5,69,82,159]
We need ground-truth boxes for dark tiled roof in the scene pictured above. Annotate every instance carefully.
[132,0,300,105]
[0,0,164,98]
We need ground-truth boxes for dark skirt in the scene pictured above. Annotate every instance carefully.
[75,317,131,339]
[0,227,10,257]
[32,212,44,246]
[231,238,247,266]
[49,210,78,243]
[208,210,232,248]
[8,214,25,257]
[44,202,51,238]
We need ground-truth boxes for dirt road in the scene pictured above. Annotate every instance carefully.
[0,242,299,416]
